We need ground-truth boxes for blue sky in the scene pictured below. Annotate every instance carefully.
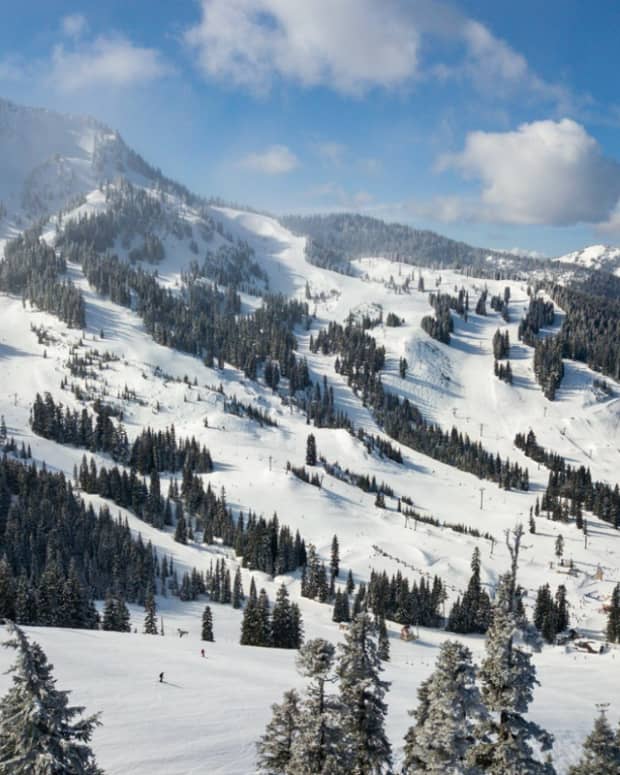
[2,1,620,256]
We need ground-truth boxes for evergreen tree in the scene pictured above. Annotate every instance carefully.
[289,639,344,774]
[256,689,301,774]
[473,605,555,774]
[306,433,317,466]
[174,506,188,545]
[606,583,620,643]
[143,585,158,635]
[0,623,103,774]
[202,606,214,642]
[402,640,488,774]
[377,616,390,662]
[232,567,244,609]
[271,585,293,649]
[568,710,620,775]
[337,612,392,774]
[330,535,340,579]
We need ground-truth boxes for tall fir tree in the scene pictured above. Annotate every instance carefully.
[337,612,392,774]
[606,583,620,643]
[0,624,103,774]
[201,606,214,642]
[288,639,344,775]
[306,433,317,466]
[143,585,158,635]
[402,640,488,774]
[256,689,300,775]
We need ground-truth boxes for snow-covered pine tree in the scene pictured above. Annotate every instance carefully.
[337,612,392,774]
[568,710,620,775]
[473,602,554,773]
[256,689,300,774]
[402,640,487,774]
[143,585,158,635]
[288,638,344,774]
[201,605,214,642]
[0,623,103,774]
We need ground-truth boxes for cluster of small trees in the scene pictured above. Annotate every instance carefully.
[0,228,85,328]
[31,392,129,461]
[518,295,555,344]
[516,430,620,530]
[446,548,492,634]
[241,580,303,649]
[533,583,569,644]
[0,456,158,629]
[494,360,513,384]
[421,292,458,344]
[492,328,510,359]
[533,336,564,400]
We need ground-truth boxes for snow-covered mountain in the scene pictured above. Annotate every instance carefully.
[553,243,620,274]
[0,99,619,774]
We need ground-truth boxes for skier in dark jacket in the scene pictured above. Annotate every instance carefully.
[159,672,164,683]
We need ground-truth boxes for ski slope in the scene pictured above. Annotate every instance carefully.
[1,103,620,772]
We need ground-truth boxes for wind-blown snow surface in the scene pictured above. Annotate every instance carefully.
[1,185,620,770]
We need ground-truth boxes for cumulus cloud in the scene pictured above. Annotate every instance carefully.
[238,145,299,174]
[185,0,419,95]
[438,119,620,225]
[49,36,169,93]
[62,13,88,38]
[184,0,573,111]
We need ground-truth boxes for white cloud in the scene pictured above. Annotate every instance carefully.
[238,145,299,174]
[184,0,574,113]
[62,13,88,38]
[185,0,419,95]
[438,119,620,226]
[49,36,169,93]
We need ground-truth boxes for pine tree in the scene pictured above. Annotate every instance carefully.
[306,433,317,466]
[202,605,214,642]
[271,584,297,649]
[346,569,355,594]
[568,710,620,775]
[288,639,344,774]
[0,623,103,774]
[232,567,244,609]
[377,616,390,662]
[606,583,620,643]
[337,612,392,774]
[330,534,340,579]
[473,605,555,774]
[174,506,188,544]
[402,640,488,774]
[143,585,158,635]
[256,689,301,774]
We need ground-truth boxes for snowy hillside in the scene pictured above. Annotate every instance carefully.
[553,243,620,274]
[0,99,619,774]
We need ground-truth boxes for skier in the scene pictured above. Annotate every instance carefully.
[159,672,164,683]
[201,648,205,658]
